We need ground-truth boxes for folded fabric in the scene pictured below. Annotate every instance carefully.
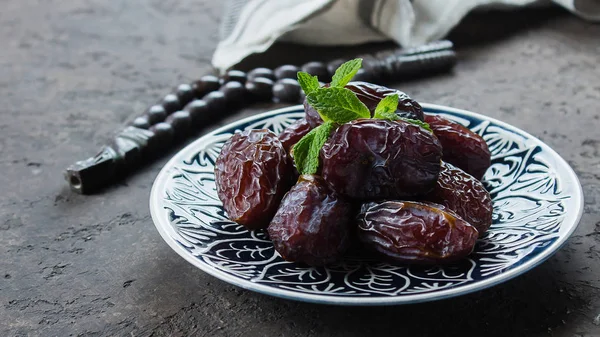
[213,0,600,72]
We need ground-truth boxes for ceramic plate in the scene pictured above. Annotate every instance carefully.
[149,104,583,305]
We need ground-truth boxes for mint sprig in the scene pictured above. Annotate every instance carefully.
[291,121,335,175]
[399,118,433,132]
[374,94,432,132]
[373,94,400,121]
[306,87,370,124]
[330,58,362,88]
[297,72,320,95]
[291,58,429,175]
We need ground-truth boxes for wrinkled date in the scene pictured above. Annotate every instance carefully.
[305,81,424,127]
[215,129,291,229]
[321,118,442,200]
[357,201,479,264]
[268,175,352,266]
[424,114,491,180]
[424,162,493,236]
[278,118,313,154]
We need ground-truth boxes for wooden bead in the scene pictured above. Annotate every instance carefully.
[131,116,150,129]
[273,79,301,103]
[148,122,174,152]
[146,105,167,125]
[220,81,247,108]
[191,75,220,98]
[246,78,274,101]
[166,110,192,139]
[222,70,247,84]
[247,68,276,82]
[204,91,227,113]
[162,94,182,114]
[302,61,330,82]
[274,65,299,80]
[184,100,210,126]
[176,84,196,106]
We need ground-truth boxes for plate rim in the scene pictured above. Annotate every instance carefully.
[149,103,584,306]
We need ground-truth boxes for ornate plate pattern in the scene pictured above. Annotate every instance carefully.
[150,104,583,305]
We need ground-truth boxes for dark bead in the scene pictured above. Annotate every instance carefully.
[191,75,220,98]
[352,68,374,82]
[148,122,174,153]
[175,84,195,105]
[165,110,192,139]
[204,91,227,114]
[327,59,345,76]
[184,100,209,126]
[220,81,246,107]
[132,116,150,129]
[247,68,275,82]
[274,65,299,80]
[302,61,329,82]
[162,94,182,114]
[222,70,247,84]
[147,105,167,125]
[273,79,301,103]
[246,78,274,101]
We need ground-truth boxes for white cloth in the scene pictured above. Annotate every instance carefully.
[213,0,600,72]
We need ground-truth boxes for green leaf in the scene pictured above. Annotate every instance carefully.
[306,87,370,124]
[374,110,400,121]
[330,58,362,88]
[400,118,433,133]
[297,72,320,95]
[373,94,399,120]
[291,128,315,176]
[291,122,335,175]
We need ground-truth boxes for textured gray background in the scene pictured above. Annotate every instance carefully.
[1,1,599,336]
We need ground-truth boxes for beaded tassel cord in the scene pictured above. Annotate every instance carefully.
[65,41,456,194]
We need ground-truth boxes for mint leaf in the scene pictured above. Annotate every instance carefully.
[297,72,320,95]
[372,94,432,131]
[291,128,316,175]
[373,94,399,120]
[374,110,400,121]
[400,118,433,132]
[306,87,370,124]
[330,58,362,88]
[306,122,335,175]
[291,121,335,175]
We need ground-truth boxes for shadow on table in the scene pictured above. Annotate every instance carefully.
[267,258,583,336]
[235,7,567,72]
[141,251,587,337]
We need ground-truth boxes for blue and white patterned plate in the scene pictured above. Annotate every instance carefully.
[149,104,583,305]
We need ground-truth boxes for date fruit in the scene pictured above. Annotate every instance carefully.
[305,81,424,127]
[321,118,442,199]
[357,201,479,264]
[268,175,352,266]
[424,114,491,180]
[424,162,493,236]
[215,129,291,229]
[278,118,313,154]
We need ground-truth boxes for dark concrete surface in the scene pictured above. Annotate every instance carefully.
[1,1,599,336]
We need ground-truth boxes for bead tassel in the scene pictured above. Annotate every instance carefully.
[64,40,457,194]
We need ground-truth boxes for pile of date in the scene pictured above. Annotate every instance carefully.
[215,76,493,267]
